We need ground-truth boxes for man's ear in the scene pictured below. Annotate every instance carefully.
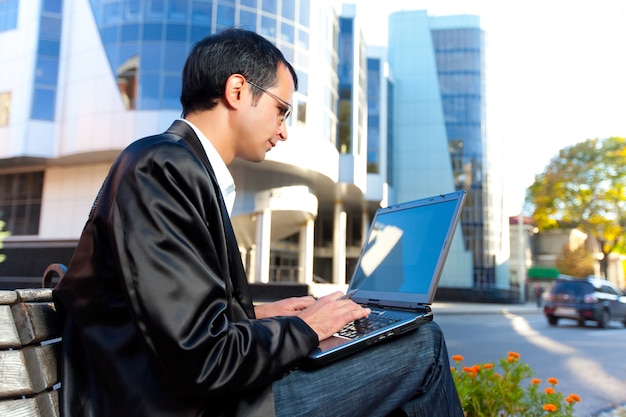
[224,74,246,110]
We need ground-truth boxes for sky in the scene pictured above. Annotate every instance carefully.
[350,0,626,216]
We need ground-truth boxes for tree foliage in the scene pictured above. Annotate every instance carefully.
[555,245,595,278]
[0,220,8,264]
[526,137,626,277]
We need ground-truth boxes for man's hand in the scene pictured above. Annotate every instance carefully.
[297,292,371,341]
[255,296,317,319]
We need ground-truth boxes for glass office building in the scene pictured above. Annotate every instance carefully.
[386,11,508,292]
[0,1,510,300]
[0,0,352,289]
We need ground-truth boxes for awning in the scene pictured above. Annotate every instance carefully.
[527,266,560,279]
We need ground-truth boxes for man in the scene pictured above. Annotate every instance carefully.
[53,28,464,417]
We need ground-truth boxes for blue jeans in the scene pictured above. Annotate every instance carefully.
[273,321,464,417]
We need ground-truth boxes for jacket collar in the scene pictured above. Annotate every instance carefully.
[165,120,256,319]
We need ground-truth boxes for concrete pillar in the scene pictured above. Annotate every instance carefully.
[333,201,347,284]
[239,247,248,273]
[248,245,256,284]
[361,208,370,247]
[299,218,314,285]
[254,208,272,283]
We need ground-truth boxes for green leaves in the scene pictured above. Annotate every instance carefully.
[0,220,9,264]
[451,353,581,416]
[527,137,626,276]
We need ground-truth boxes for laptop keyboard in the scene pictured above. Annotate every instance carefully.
[335,311,402,339]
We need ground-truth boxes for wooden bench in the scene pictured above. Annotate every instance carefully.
[0,264,65,416]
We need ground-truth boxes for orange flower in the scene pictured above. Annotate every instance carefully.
[508,351,520,359]
[531,378,542,385]
[547,377,559,385]
[472,365,481,373]
[545,387,555,395]
[493,373,503,380]
[452,355,464,362]
[462,367,474,373]
[483,363,494,369]
[566,394,581,403]
[543,404,558,412]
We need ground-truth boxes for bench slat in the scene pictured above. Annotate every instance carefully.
[0,305,21,348]
[24,343,61,394]
[11,302,60,345]
[0,269,64,416]
[0,349,34,397]
[0,343,60,398]
[14,289,54,303]
[0,290,18,305]
[0,390,59,417]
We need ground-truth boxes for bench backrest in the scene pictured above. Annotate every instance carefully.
[0,264,65,416]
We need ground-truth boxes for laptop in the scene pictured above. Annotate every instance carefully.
[306,190,466,366]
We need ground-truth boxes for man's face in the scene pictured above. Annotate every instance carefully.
[235,63,295,162]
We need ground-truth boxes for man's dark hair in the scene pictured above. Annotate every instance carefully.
[181,28,298,116]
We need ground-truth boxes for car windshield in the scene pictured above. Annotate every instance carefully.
[551,281,594,296]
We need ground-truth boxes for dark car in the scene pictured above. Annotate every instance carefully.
[543,276,626,328]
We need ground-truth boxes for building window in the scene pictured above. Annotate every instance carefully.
[117,55,138,109]
[0,172,44,236]
[0,91,10,125]
[296,100,306,126]
[31,0,63,121]
[0,0,18,32]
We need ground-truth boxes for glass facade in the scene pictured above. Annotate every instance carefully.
[0,172,44,236]
[31,0,63,121]
[0,0,18,32]
[366,57,380,173]
[432,27,492,287]
[88,0,313,112]
[337,17,353,153]
[386,79,394,188]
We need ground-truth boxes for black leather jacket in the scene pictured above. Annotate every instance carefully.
[53,121,318,416]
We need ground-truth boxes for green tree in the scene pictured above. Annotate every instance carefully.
[526,137,626,278]
[555,245,595,278]
[0,219,9,264]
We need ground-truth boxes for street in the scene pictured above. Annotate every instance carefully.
[434,308,626,417]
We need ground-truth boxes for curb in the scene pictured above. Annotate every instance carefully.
[432,303,544,316]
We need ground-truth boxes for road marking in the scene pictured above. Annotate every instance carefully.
[505,312,626,401]
[504,311,575,354]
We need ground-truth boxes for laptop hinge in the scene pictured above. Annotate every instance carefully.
[375,300,428,311]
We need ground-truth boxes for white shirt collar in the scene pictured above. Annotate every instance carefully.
[178,118,236,216]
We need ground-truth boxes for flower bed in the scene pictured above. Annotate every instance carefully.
[451,352,581,416]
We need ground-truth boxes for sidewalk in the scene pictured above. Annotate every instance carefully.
[432,301,543,315]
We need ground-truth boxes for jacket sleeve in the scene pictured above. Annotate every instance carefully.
[108,139,318,397]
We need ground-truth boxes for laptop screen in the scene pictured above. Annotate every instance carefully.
[349,192,464,306]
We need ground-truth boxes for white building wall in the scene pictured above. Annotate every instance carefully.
[0,0,41,157]
[39,163,110,239]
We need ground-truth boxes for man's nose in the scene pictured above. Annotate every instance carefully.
[276,122,288,141]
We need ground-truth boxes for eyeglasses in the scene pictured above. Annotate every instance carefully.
[247,80,293,125]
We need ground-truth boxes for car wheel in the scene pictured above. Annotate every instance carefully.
[547,315,558,326]
[577,320,585,327]
[597,309,610,328]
